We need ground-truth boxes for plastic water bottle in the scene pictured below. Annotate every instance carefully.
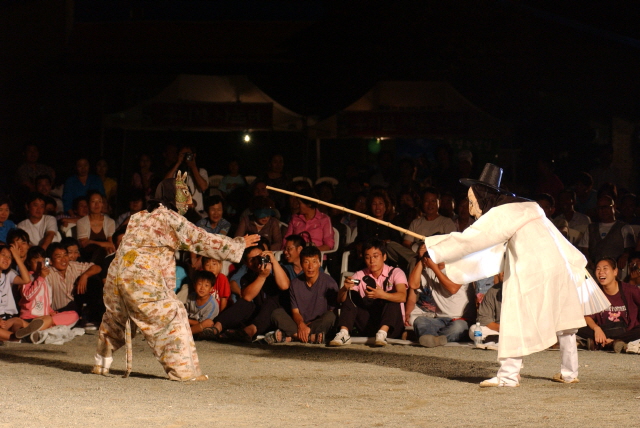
[473,322,483,347]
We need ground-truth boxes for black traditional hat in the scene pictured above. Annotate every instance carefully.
[460,163,513,195]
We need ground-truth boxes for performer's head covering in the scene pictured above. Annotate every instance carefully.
[149,171,192,215]
[460,163,526,214]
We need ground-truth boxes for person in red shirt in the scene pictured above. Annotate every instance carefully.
[202,257,230,312]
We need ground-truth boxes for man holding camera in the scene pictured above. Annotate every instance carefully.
[212,245,290,341]
[329,239,407,347]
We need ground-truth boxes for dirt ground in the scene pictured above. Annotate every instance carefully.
[1,332,639,428]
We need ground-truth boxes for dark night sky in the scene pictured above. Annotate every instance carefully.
[2,1,640,188]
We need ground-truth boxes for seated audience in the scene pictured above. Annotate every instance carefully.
[77,190,116,263]
[535,193,568,236]
[402,188,456,249]
[282,188,334,251]
[45,243,102,321]
[96,159,118,208]
[212,246,290,341]
[259,153,292,211]
[18,246,80,335]
[577,258,640,352]
[16,144,56,193]
[186,270,220,339]
[625,252,640,286]
[131,153,155,202]
[281,234,307,279]
[35,174,63,214]
[0,243,43,341]
[58,196,90,237]
[196,196,232,236]
[60,237,82,262]
[618,193,640,225]
[6,229,30,265]
[62,158,105,215]
[218,159,247,196]
[267,246,338,344]
[573,172,598,216]
[115,189,145,229]
[393,190,420,231]
[0,196,16,243]
[408,244,476,347]
[578,195,635,269]
[329,239,407,347]
[202,256,230,312]
[438,191,456,219]
[555,189,591,232]
[356,189,401,244]
[235,197,282,250]
[468,273,503,344]
[17,192,60,250]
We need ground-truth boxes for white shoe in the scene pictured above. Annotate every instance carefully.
[479,377,520,388]
[373,331,387,347]
[329,330,351,347]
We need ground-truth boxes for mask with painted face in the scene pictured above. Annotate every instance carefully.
[175,171,192,215]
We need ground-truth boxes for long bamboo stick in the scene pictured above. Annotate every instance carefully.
[266,186,426,240]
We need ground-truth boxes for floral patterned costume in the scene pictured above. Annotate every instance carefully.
[94,205,245,380]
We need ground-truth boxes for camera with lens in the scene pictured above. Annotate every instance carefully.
[631,263,639,273]
[184,152,194,162]
[44,258,51,267]
[256,255,271,267]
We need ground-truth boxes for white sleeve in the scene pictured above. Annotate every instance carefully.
[76,216,90,240]
[44,216,58,233]
[104,216,116,238]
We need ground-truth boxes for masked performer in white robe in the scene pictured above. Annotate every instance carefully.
[92,173,259,381]
[425,164,608,387]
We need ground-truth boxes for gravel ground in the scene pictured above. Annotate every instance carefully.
[1,332,639,428]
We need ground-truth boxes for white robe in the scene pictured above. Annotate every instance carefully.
[425,202,598,359]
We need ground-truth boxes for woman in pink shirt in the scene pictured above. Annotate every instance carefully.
[283,189,334,251]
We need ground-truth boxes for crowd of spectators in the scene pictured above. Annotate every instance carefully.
[1,141,640,354]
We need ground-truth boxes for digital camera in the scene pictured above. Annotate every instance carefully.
[184,153,194,162]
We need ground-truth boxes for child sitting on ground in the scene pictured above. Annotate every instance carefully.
[0,244,51,341]
[18,246,80,337]
[202,256,230,312]
[185,270,219,339]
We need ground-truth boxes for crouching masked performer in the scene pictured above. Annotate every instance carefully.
[92,172,259,381]
[424,164,609,388]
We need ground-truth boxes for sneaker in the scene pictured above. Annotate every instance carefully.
[15,318,44,339]
[479,377,520,388]
[329,330,352,347]
[418,334,447,348]
[373,331,387,347]
[84,322,98,331]
[198,327,220,341]
[613,340,627,354]
[552,373,579,384]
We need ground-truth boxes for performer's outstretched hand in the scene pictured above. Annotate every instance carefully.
[243,234,261,248]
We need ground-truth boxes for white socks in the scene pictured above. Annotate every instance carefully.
[94,354,113,369]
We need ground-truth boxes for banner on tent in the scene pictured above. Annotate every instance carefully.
[145,102,273,129]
